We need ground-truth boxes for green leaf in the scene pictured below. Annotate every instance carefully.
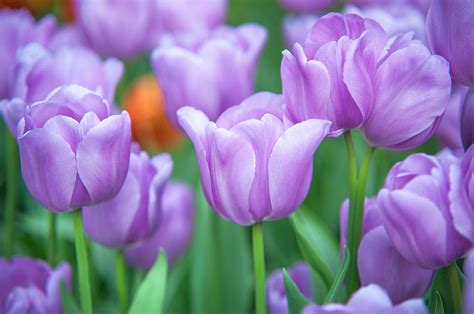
[190,186,252,314]
[427,264,465,314]
[60,281,80,314]
[429,291,445,314]
[129,249,168,314]
[283,269,310,314]
[290,206,340,289]
[324,246,350,303]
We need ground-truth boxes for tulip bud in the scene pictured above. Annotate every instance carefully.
[378,152,472,269]
[125,181,195,269]
[178,92,330,226]
[83,147,172,248]
[17,84,131,212]
[266,262,313,314]
[123,75,183,152]
[302,284,428,314]
[0,257,71,314]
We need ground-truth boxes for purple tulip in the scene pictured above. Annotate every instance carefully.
[282,13,388,136]
[464,249,474,314]
[460,145,474,242]
[378,152,472,269]
[266,262,313,314]
[17,84,131,212]
[340,198,433,303]
[436,85,469,150]
[426,0,474,87]
[83,147,172,248]
[125,181,195,269]
[302,284,428,314]
[147,0,227,49]
[461,89,474,151]
[0,9,55,99]
[282,14,318,48]
[178,92,331,226]
[47,25,90,51]
[12,44,123,104]
[344,4,426,42]
[152,23,267,126]
[278,0,336,12]
[0,257,71,314]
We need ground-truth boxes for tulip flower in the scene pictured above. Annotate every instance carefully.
[282,14,318,48]
[426,0,474,87]
[178,92,331,226]
[461,89,474,151]
[0,8,55,99]
[125,181,195,269]
[83,147,173,248]
[266,262,313,314]
[378,152,472,269]
[302,284,428,314]
[436,85,469,150]
[460,145,474,242]
[123,75,183,152]
[17,84,131,212]
[152,23,267,126]
[11,44,123,103]
[464,250,474,314]
[340,198,433,303]
[0,257,71,314]
[278,0,336,12]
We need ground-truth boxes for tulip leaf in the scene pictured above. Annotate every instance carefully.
[324,246,350,303]
[290,206,340,289]
[129,249,167,314]
[429,291,445,314]
[283,268,310,314]
[60,281,80,314]
[428,264,464,314]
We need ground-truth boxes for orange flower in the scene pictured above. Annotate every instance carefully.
[123,74,183,152]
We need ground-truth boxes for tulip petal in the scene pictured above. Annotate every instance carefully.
[19,129,77,212]
[103,57,124,103]
[461,89,474,150]
[46,262,72,314]
[268,119,331,219]
[76,112,131,204]
[42,115,81,152]
[347,284,393,310]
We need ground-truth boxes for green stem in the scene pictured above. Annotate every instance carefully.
[346,145,375,295]
[4,132,18,258]
[344,132,359,296]
[115,250,128,314]
[73,209,93,314]
[252,222,266,314]
[48,212,57,265]
[447,263,462,314]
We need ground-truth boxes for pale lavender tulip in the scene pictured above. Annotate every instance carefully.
[464,250,474,314]
[17,85,131,212]
[0,257,71,314]
[282,14,318,48]
[344,4,426,42]
[125,181,195,269]
[11,44,123,103]
[436,85,469,150]
[153,23,267,126]
[378,152,472,269]
[278,0,336,12]
[282,13,388,136]
[83,148,172,248]
[178,92,331,225]
[266,262,313,314]
[0,8,55,99]
[426,0,474,87]
[340,198,433,303]
[461,89,474,151]
[302,284,428,314]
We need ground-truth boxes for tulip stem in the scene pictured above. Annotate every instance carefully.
[344,131,359,296]
[73,209,93,314]
[252,222,266,314]
[4,132,18,259]
[115,250,128,314]
[48,212,57,265]
[447,263,462,314]
[346,142,375,296]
